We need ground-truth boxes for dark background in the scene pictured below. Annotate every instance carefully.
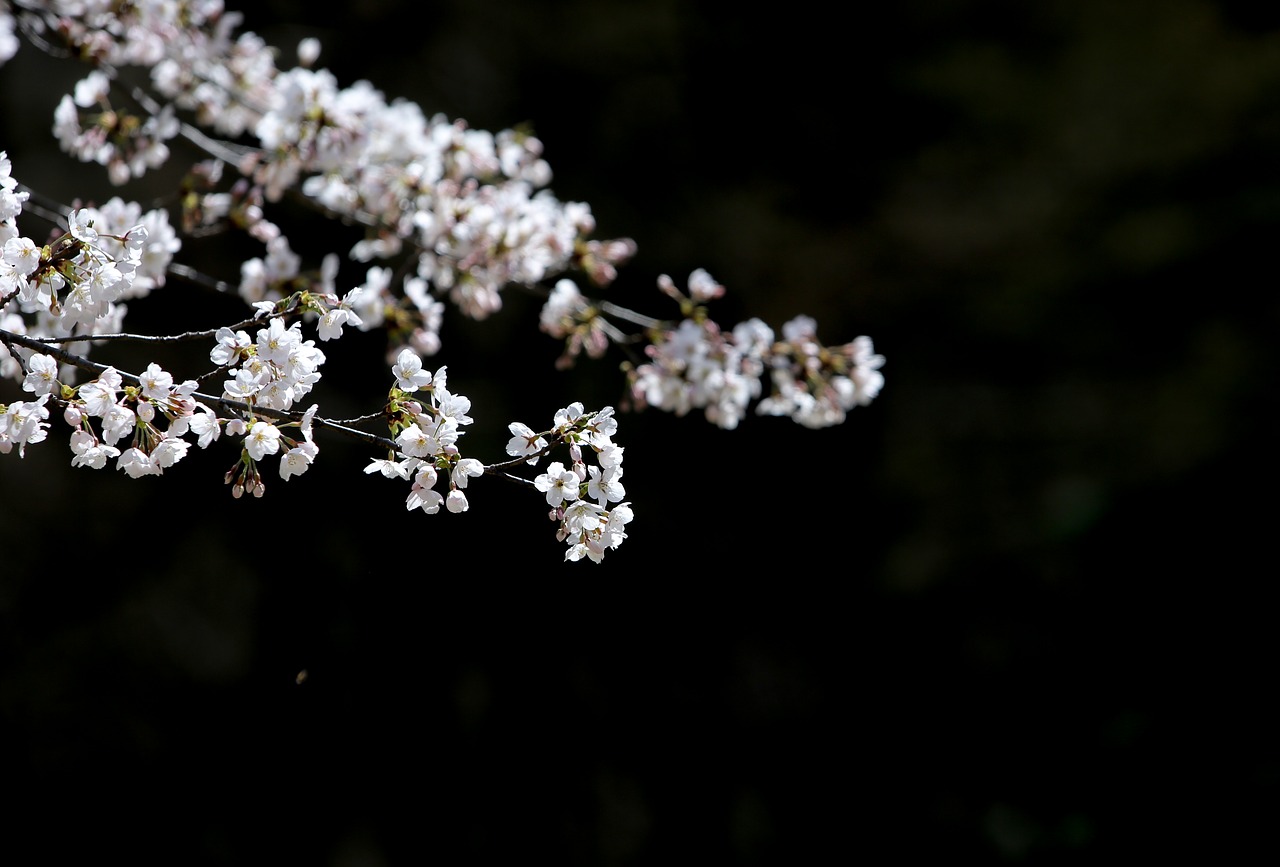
[2,0,1276,862]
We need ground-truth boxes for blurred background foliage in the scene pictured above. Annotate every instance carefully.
[1,0,1275,862]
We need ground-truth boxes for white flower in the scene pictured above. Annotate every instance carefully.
[395,422,437,458]
[101,403,136,443]
[223,368,264,400]
[117,447,157,478]
[563,499,604,535]
[138,362,174,401]
[68,208,98,242]
[69,430,119,469]
[505,421,546,464]
[451,457,483,489]
[73,71,109,108]
[407,485,444,514]
[0,395,50,457]
[603,503,634,547]
[539,278,585,337]
[317,306,353,341]
[534,460,580,507]
[297,37,321,67]
[300,404,319,444]
[183,406,218,449]
[587,464,625,505]
[413,463,438,490]
[22,353,59,396]
[78,369,121,417]
[565,537,608,564]
[365,457,412,479]
[406,462,444,513]
[435,389,472,427]
[391,347,433,392]
[553,401,587,431]
[151,436,189,469]
[210,327,251,366]
[244,420,282,460]
[279,446,314,480]
[256,318,301,366]
[596,444,625,470]
[3,236,41,276]
[687,268,725,302]
[583,406,617,445]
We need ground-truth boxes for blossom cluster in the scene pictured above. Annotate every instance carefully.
[53,68,179,186]
[539,277,615,370]
[221,405,319,496]
[757,319,885,429]
[363,348,483,516]
[0,390,47,456]
[0,340,319,488]
[2,341,196,473]
[1,0,637,357]
[622,269,884,429]
[215,317,325,412]
[508,402,632,563]
[1,151,182,386]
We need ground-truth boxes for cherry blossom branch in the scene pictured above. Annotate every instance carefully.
[0,0,882,563]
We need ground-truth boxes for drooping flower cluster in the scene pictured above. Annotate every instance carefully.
[4,352,203,476]
[509,402,632,563]
[221,404,320,496]
[64,362,199,477]
[365,348,484,515]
